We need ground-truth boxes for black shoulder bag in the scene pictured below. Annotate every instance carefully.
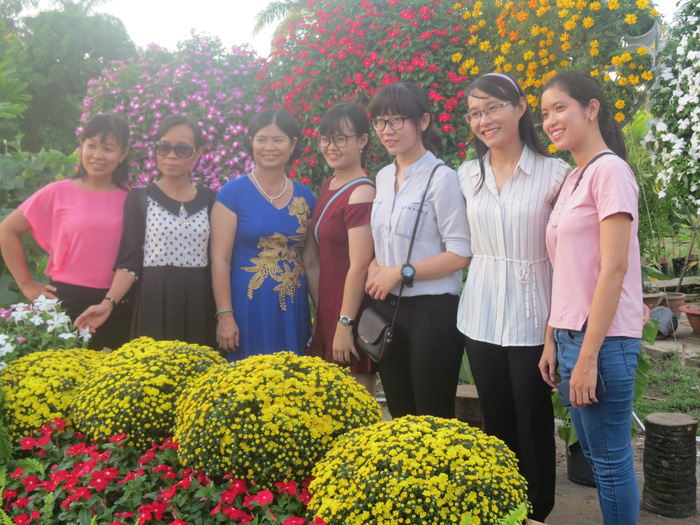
[356,162,444,363]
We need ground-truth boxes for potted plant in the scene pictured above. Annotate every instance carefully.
[642,277,664,309]
[678,303,700,334]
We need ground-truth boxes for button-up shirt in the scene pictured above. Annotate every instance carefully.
[457,146,569,346]
[371,151,471,297]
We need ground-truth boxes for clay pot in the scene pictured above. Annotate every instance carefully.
[660,292,686,317]
[642,292,664,310]
[566,441,596,487]
[678,303,700,334]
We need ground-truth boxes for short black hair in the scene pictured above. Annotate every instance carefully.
[245,109,303,166]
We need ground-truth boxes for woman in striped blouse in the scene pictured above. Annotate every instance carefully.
[456,73,569,522]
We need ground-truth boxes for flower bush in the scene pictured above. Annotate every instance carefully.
[1,420,318,524]
[0,295,90,368]
[259,0,474,189]
[71,337,225,449]
[644,0,700,207]
[455,0,658,126]
[0,348,102,441]
[175,352,382,488]
[307,415,528,524]
[82,34,263,190]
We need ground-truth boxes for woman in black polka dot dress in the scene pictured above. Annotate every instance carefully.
[75,115,216,346]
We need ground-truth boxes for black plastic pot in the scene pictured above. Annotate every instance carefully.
[566,442,596,487]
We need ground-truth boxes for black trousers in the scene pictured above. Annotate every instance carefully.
[51,280,132,351]
[465,336,556,522]
[375,293,463,419]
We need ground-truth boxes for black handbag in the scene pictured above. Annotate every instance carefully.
[356,162,444,363]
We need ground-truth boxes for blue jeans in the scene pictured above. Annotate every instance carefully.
[555,327,640,525]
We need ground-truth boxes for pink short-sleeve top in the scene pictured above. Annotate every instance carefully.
[19,179,127,289]
[546,152,643,338]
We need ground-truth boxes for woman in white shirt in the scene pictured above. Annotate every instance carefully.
[457,73,569,522]
[365,82,471,419]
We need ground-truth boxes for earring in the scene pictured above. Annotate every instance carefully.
[590,116,594,121]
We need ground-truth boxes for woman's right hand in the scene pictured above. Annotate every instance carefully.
[74,302,111,333]
[538,336,558,388]
[217,314,239,352]
[21,281,57,302]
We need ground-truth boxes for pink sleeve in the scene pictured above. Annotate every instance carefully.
[591,158,638,222]
[18,183,58,255]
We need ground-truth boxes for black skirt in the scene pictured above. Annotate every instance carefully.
[132,265,215,347]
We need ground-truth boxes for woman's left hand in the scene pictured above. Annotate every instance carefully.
[569,359,600,409]
[365,265,402,300]
[333,326,360,365]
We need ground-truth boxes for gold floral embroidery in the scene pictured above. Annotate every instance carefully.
[243,197,310,310]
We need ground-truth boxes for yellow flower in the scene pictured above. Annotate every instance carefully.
[618,77,628,85]
[500,42,511,54]
[470,66,480,75]
[452,52,463,63]
[636,0,649,9]
[620,52,632,62]
[590,68,599,76]
[608,0,619,10]
[526,94,538,108]
[494,55,506,66]
[479,40,491,51]
[589,1,601,10]
[650,8,658,16]
[615,112,625,122]
[641,70,654,81]
[560,59,569,67]
[637,47,648,55]
[583,16,594,28]
[615,99,625,109]
[625,14,637,25]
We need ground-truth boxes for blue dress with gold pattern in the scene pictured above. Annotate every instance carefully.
[216,176,316,361]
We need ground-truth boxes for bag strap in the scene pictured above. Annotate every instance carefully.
[313,177,373,243]
[571,151,615,196]
[387,162,444,334]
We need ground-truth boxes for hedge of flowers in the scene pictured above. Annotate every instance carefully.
[71,337,225,449]
[307,415,528,524]
[175,352,382,487]
[1,420,319,525]
[0,296,90,369]
[644,0,700,207]
[0,348,103,441]
[456,0,658,123]
[82,34,262,190]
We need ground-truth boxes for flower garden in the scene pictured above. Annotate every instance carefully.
[0,333,530,524]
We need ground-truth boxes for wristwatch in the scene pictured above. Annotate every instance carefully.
[400,263,416,287]
[338,315,355,327]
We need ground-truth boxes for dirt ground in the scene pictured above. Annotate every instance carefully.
[547,433,700,525]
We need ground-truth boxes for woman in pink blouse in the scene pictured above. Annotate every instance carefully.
[540,71,642,525]
[0,114,132,350]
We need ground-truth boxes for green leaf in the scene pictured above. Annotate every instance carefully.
[458,350,474,384]
[641,317,660,344]
[78,506,93,525]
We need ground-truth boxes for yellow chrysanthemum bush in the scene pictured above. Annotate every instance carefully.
[455,0,659,124]
[308,415,529,524]
[71,337,225,448]
[175,352,382,488]
[0,348,103,441]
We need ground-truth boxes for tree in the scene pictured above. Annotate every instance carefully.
[252,0,311,37]
[6,9,135,152]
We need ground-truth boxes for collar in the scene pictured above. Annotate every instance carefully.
[147,183,212,216]
[400,151,438,180]
[471,144,536,178]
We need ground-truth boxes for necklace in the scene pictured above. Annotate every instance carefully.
[179,202,190,227]
[251,170,288,203]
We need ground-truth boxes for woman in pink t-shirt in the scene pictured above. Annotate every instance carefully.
[0,115,132,350]
[540,71,642,525]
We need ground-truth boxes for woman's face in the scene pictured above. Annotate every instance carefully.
[81,133,128,182]
[156,124,202,179]
[318,119,368,173]
[541,85,591,153]
[251,124,297,172]
[466,88,523,150]
[373,112,427,159]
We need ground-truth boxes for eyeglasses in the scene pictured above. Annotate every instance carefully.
[317,134,356,148]
[465,102,512,124]
[155,141,195,159]
[371,116,410,131]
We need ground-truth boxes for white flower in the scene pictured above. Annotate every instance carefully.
[0,342,14,356]
[29,314,44,326]
[58,333,76,340]
[10,304,30,322]
[33,294,59,312]
[79,327,92,343]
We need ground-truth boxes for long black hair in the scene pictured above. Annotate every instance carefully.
[369,82,441,152]
[73,114,130,190]
[245,109,303,167]
[319,102,371,168]
[543,70,627,160]
[466,73,549,193]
